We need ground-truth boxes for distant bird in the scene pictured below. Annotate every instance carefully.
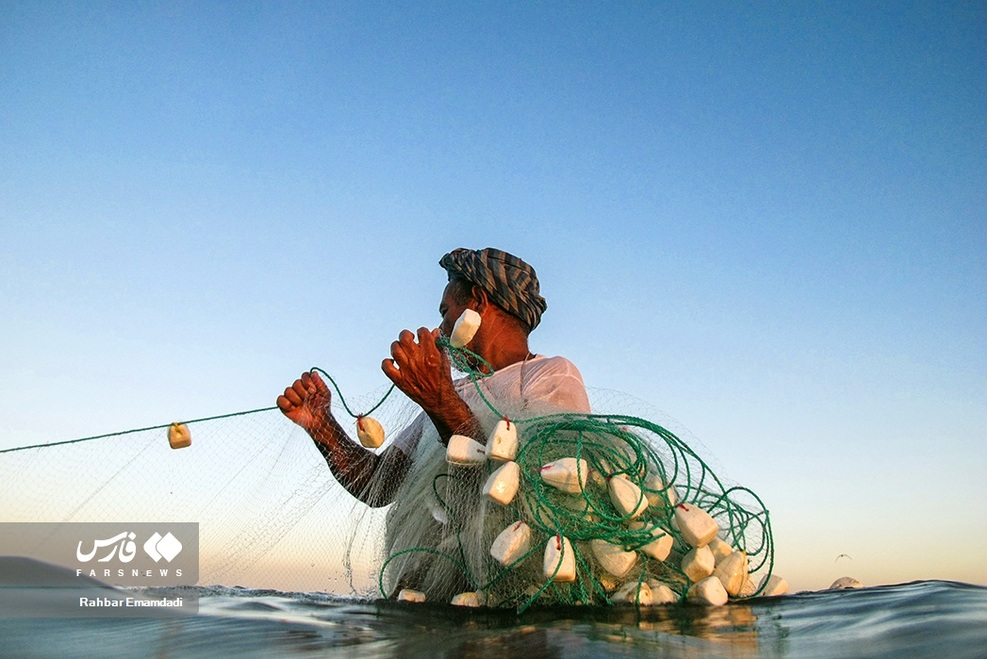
[835,553,853,563]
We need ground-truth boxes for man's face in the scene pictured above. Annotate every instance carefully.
[438,282,470,339]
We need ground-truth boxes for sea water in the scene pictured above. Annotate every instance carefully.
[1,580,985,658]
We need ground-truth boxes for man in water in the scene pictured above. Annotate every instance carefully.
[276,247,590,507]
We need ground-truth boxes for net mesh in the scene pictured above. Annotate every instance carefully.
[0,344,774,608]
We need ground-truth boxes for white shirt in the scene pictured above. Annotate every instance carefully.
[391,355,590,455]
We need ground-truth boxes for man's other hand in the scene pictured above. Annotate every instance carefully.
[277,370,332,432]
[381,327,456,413]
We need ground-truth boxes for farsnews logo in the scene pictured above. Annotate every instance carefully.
[2,522,198,590]
[76,531,183,564]
[143,532,183,562]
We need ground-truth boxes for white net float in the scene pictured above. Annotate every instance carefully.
[759,574,790,596]
[449,309,481,348]
[539,457,587,494]
[486,418,518,462]
[673,503,719,548]
[708,537,734,564]
[482,461,520,506]
[611,580,652,605]
[687,576,728,606]
[590,539,637,578]
[543,535,576,582]
[682,544,715,582]
[608,476,648,519]
[490,520,531,567]
[396,589,426,603]
[446,434,487,465]
[712,550,749,596]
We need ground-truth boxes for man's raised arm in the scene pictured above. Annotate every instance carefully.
[277,370,410,507]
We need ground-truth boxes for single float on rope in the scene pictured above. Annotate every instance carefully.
[356,416,385,448]
[167,423,191,449]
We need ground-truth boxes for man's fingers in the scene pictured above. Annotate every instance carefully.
[291,379,311,400]
[381,358,401,383]
[390,337,412,365]
[282,371,330,407]
[308,370,328,393]
[282,383,303,405]
[417,326,438,349]
[278,371,333,426]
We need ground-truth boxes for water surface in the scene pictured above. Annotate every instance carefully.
[2,580,985,658]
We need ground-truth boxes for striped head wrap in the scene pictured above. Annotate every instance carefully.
[439,247,548,331]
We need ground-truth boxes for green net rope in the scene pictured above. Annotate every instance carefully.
[372,338,775,609]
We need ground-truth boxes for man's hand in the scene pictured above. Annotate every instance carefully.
[381,327,456,412]
[277,370,332,432]
[381,327,476,444]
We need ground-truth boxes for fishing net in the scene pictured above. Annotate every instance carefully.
[0,341,774,609]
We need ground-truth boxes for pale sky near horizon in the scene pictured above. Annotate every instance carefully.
[1,2,985,591]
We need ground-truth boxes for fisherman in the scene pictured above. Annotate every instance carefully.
[277,249,776,605]
[276,247,591,507]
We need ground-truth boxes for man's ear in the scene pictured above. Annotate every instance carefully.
[470,285,490,312]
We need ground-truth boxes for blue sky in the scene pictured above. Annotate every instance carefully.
[2,2,985,590]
